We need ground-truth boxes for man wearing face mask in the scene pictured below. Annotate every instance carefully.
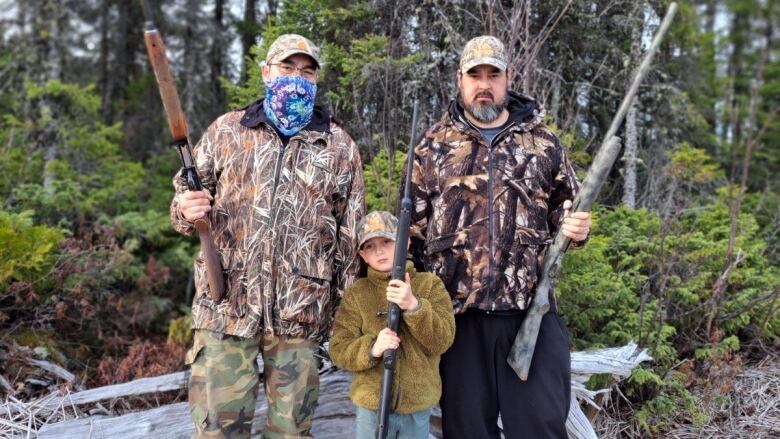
[170,34,365,439]
[403,36,591,438]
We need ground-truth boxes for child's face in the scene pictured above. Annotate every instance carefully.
[358,237,396,273]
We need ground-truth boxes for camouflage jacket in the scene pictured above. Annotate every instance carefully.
[406,91,583,314]
[171,102,365,340]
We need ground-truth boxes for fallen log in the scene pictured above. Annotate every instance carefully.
[36,370,359,439]
[566,342,652,439]
[25,342,649,439]
[5,357,265,416]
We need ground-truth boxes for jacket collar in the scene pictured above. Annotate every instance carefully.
[366,260,416,288]
[239,99,332,134]
[447,90,545,136]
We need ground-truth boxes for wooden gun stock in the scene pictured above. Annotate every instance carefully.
[141,0,225,302]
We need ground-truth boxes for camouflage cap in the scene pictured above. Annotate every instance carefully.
[265,34,322,68]
[357,211,398,247]
[459,35,508,73]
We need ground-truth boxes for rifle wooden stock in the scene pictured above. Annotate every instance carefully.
[140,0,225,302]
[377,100,419,439]
[194,220,225,302]
[507,2,678,381]
[142,30,188,141]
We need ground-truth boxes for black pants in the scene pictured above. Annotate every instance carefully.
[439,310,571,439]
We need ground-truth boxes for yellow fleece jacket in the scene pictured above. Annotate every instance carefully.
[329,262,455,414]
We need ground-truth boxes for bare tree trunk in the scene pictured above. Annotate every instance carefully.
[182,0,200,132]
[33,0,64,195]
[111,0,134,125]
[622,3,644,208]
[622,101,639,207]
[241,0,257,82]
[98,0,113,118]
[523,1,532,93]
[211,0,226,112]
[549,66,561,123]
[267,0,278,19]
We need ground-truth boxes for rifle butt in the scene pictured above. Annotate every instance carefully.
[142,30,188,141]
[194,219,226,302]
[507,293,550,380]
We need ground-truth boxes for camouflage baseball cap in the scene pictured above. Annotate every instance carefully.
[265,34,322,68]
[357,211,398,247]
[459,35,508,73]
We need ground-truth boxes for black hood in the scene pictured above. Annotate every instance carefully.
[450,90,543,131]
[239,99,331,133]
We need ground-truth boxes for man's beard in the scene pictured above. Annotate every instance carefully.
[459,91,508,124]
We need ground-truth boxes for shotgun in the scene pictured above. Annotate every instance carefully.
[507,2,678,380]
[376,100,419,439]
[140,0,225,302]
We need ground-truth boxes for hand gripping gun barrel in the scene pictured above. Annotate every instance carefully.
[376,100,419,439]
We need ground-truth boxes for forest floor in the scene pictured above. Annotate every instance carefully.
[1,342,778,438]
[596,348,780,438]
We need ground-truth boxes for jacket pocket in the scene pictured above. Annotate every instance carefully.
[424,229,471,299]
[278,264,332,325]
[196,249,247,318]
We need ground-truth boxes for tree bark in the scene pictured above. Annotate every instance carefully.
[98,0,113,119]
[32,0,64,195]
[241,0,257,82]
[182,0,200,133]
[210,0,226,112]
[621,2,644,208]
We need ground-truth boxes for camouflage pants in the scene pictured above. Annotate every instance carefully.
[187,329,320,439]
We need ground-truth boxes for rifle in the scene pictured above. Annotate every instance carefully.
[140,0,225,302]
[376,100,419,439]
[507,2,678,381]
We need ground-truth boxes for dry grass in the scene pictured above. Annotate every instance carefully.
[0,390,80,439]
[595,353,780,438]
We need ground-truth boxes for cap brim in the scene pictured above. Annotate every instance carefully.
[460,57,507,73]
[273,49,322,68]
[358,231,396,247]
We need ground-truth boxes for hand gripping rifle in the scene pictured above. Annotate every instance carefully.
[140,0,225,302]
[506,2,678,381]
[376,100,419,439]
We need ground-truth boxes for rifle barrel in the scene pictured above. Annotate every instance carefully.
[376,99,419,439]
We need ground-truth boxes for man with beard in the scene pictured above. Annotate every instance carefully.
[403,36,591,438]
[171,34,365,438]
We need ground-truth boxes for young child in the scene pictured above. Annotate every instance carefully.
[329,211,455,439]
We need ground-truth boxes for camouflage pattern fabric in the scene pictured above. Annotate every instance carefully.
[459,35,508,73]
[405,91,582,314]
[264,34,322,68]
[262,335,319,438]
[187,329,320,439]
[356,210,398,247]
[170,107,365,340]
